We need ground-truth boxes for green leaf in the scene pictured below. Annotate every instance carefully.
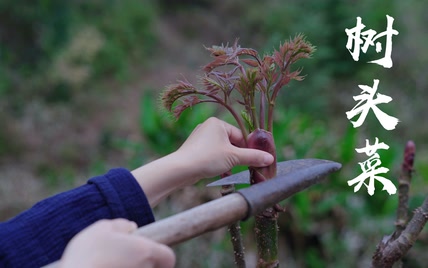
[241,110,254,132]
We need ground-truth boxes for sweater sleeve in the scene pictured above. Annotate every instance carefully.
[0,168,155,268]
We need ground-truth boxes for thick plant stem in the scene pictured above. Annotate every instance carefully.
[255,210,279,268]
[248,129,279,268]
[247,129,277,184]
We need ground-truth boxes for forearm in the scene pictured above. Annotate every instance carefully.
[132,151,200,208]
[0,168,154,267]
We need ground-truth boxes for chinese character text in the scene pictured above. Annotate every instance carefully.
[345,15,399,68]
[346,79,399,130]
[347,138,397,195]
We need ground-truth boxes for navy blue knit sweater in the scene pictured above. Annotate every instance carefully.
[0,168,155,268]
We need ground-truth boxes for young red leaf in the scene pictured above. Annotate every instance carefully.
[161,80,198,113]
[203,55,237,73]
[200,75,223,94]
[241,59,259,67]
[237,48,258,58]
[172,96,202,119]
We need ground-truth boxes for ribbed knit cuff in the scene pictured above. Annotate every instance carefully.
[89,168,155,226]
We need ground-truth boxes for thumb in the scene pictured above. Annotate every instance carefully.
[109,219,138,233]
[232,147,274,167]
[143,240,176,268]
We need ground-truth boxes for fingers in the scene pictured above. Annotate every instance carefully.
[204,117,274,166]
[233,147,274,167]
[99,219,138,233]
[100,219,176,267]
[192,117,246,147]
[218,119,274,167]
[221,120,247,148]
[142,238,176,268]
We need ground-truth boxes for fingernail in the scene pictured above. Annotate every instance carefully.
[129,221,138,232]
[263,154,274,165]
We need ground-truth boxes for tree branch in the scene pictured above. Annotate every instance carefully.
[372,197,428,268]
[394,141,416,238]
[372,140,422,268]
[220,171,246,268]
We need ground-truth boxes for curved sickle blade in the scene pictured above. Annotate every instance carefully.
[207,158,339,187]
[237,159,341,219]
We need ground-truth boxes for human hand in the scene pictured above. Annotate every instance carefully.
[60,219,175,268]
[176,117,274,180]
[133,117,274,207]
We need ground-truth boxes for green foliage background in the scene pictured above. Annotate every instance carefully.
[1,0,427,267]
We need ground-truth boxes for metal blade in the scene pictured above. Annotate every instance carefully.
[236,159,341,219]
[207,158,338,187]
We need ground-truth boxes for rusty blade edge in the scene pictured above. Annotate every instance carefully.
[237,160,341,220]
[206,158,340,187]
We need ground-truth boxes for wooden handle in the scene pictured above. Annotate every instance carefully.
[134,193,248,245]
[42,193,248,268]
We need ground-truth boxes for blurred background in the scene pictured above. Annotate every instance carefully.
[1,0,427,267]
